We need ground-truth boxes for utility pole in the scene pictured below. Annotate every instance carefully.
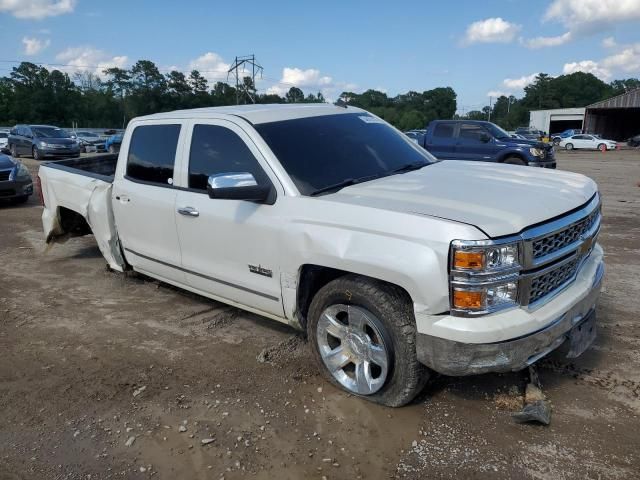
[227,55,263,105]
[507,96,515,114]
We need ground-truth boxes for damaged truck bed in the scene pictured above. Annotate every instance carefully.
[40,154,126,270]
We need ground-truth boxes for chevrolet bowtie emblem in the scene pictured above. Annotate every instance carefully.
[579,235,594,256]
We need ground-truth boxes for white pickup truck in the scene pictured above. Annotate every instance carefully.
[39,104,604,406]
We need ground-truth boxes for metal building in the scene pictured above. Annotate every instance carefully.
[529,108,585,135]
[584,88,640,141]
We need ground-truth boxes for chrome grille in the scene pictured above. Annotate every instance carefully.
[528,258,580,304]
[532,208,599,260]
[0,169,10,181]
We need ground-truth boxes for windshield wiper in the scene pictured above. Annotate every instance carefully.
[391,161,429,174]
[310,163,430,197]
[310,172,390,196]
[310,178,358,196]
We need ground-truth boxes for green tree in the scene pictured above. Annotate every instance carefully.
[285,86,304,103]
[610,78,640,95]
[128,60,167,115]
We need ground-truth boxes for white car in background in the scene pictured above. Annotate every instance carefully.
[559,134,617,152]
[0,130,9,153]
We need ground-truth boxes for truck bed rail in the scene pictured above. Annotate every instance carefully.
[42,154,118,182]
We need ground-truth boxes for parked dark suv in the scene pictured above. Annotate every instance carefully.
[8,124,80,160]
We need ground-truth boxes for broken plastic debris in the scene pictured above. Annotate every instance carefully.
[512,366,552,426]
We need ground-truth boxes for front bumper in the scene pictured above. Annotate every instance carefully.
[529,160,556,169]
[0,178,33,199]
[40,147,80,158]
[415,248,604,376]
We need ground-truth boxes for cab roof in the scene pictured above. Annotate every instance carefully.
[135,103,364,125]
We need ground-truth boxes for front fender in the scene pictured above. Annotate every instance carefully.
[279,218,481,322]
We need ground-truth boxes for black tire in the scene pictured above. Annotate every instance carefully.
[10,144,19,158]
[552,138,560,146]
[565,143,574,151]
[307,275,429,407]
[597,143,606,152]
[13,195,29,204]
[32,146,41,160]
[503,156,526,166]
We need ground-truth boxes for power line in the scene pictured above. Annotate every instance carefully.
[0,58,302,90]
[227,54,263,104]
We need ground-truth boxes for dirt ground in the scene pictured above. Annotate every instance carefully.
[1,149,639,480]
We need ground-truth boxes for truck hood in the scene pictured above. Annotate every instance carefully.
[328,161,597,238]
[501,137,547,148]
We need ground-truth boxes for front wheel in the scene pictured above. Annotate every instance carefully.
[597,143,606,152]
[10,144,19,158]
[553,138,560,146]
[108,145,117,154]
[565,143,574,151]
[503,156,527,166]
[32,146,42,160]
[307,275,429,407]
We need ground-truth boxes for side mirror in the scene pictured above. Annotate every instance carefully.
[207,172,273,203]
[480,133,491,143]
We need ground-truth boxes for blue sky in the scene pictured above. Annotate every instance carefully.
[1,0,639,111]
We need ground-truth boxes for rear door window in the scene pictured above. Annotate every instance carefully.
[188,124,269,191]
[459,124,486,144]
[433,123,455,139]
[126,124,181,185]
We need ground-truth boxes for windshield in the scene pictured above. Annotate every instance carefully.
[254,113,435,196]
[32,127,71,138]
[78,132,99,138]
[485,123,511,139]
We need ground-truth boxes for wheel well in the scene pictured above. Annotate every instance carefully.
[500,152,525,163]
[57,207,92,237]
[296,264,412,329]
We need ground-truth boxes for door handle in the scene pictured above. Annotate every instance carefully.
[115,194,130,203]
[177,206,199,217]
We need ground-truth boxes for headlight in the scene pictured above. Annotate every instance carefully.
[39,141,47,147]
[529,147,545,157]
[452,279,519,312]
[450,240,521,316]
[452,242,519,271]
[15,163,31,180]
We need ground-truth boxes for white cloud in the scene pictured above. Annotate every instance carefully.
[22,36,50,55]
[562,60,611,80]
[521,1,640,48]
[503,73,540,90]
[602,43,640,73]
[545,0,640,32]
[0,0,75,19]
[487,90,509,98]
[524,31,572,49]
[55,46,128,79]
[463,17,521,45]
[187,52,230,84]
[267,67,333,96]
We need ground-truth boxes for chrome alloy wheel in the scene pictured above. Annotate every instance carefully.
[316,304,390,395]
